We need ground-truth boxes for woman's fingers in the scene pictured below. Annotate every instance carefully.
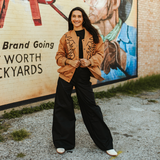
[75,60,80,68]
[80,59,90,67]
[73,60,80,68]
[68,59,91,68]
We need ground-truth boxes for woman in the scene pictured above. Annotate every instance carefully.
[52,7,117,157]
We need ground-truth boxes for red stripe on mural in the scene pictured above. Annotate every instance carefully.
[0,0,10,28]
[37,0,55,5]
[50,4,68,21]
[29,0,42,26]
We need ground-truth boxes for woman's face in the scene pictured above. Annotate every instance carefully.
[71,10,83,30]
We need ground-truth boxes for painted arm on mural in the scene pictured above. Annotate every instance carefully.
[101,24,137,78]
[101,40,126,75]
[100,23,137,81]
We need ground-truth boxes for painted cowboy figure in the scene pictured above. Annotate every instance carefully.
[84,0,137,82]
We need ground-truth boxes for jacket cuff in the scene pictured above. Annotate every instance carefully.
[61,57,67,66]
[89,58,94,66]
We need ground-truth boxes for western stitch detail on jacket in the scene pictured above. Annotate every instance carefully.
[55,29,105,82]
[65,34,76,59]
[86,37,96,59]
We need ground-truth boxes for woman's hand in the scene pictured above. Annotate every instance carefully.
[66,59,80,68]
[80,59,91,67]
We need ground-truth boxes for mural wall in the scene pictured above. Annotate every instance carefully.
[87,0,137,84]
[0,0,137,108]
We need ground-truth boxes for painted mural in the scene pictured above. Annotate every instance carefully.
[0,0,137,108]
[84,0,137,84]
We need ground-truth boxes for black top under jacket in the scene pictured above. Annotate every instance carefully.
[75,29,85,59]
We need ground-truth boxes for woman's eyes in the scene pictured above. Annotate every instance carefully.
[72,15,82,18]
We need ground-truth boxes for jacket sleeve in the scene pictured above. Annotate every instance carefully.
[55,34,67,67]
[89,36,104,67]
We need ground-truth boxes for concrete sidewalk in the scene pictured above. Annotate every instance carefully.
[0,90,160,160]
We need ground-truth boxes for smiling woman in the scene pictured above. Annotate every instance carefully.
[71,10,83,30]
[52,6,118,157]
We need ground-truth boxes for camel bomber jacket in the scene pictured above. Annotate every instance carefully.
[55,28,105,83]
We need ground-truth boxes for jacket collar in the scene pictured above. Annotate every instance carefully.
[69,28,92,42]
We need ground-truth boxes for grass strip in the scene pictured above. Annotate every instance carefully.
[94,74,160,99]
[2,74,160,119]
[3,102,54,119]
[113,74,160,95]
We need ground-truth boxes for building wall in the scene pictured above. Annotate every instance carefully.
[0,0,160,109]
[138,0,160,77]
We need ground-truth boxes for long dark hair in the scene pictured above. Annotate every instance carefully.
[68,7,99,44]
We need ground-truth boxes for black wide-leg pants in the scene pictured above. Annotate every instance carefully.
[52,67,113,151]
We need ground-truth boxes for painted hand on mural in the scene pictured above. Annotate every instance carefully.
[101,40,126,74]
[0,0,68,28]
